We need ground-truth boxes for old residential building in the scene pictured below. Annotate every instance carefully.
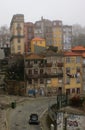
[10,14,25,54]
[31,37,46,53]
[24,22,34,53]
[63,46,85,95]
[52,20,63,51]
[24,53,47,95]
[34,17,53,47]
[64,51,82,95]
[72,46,85,92]
[41,48,64,95]
[63,25,72,50]
[24,47,64,96]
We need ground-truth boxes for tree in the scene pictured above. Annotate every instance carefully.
[69,95,84,107]
[6,54,24,81]
[0,25,10,56]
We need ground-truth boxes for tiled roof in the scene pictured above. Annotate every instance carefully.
[72,46,85,51]
[25,53,44,59]
[64,51,81,56]
[32,37,45,41]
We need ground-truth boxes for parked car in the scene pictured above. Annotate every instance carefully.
[29,113,40,125]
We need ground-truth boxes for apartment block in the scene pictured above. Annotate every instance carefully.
[10,14,25,54]
[24,22,34,53]
[63,25,72,50]
[52,20,63,51]
[34,17,53,47]
[64,51,82,95]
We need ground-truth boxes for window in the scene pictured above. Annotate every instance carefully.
[16,23,21,35]
[72,88,75,93]
[40,69,43,74]
[76,66,80,72]
[76,88,80,94]
[66,89,70,94]
[66,57,70,63]
[66,77,70,84]
[18,38,20,43]
[29,79,32,84]
[66,67,70,73]
[34,69,38,74]
[76,56,81,63]
[34,60,37,64]
[17,45,21,50]
[40,79,44,84]
[34,79,38,84]
[28,69,32,74]
[76,77,80,83]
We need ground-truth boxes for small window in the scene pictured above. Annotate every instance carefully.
[28,69,32,74]
[66,57,70,63]
[72,88,75,93]
[76,67,80,72]
[66,77,70,84]
[76,88,80,94]
[29,79,32,84]
[18,38,20,43]
[66,67,70,73]
[76,56,81,63]
[40,79,44,84]
[17,45,21,50]
[34,69,38,74]
[40,69,43,74]
[76,78,80,83]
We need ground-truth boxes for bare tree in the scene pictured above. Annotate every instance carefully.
[0,25,10,48]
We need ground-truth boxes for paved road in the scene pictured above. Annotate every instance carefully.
[8,97,56,130]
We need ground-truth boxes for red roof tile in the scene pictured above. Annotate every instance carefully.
[72,46,85,51]
[64,51,81,56]
[25,53,44,59]
[32,37,45,41]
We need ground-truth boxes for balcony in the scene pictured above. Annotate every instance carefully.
[10,35,24,41]
[57,62,63,67]
[39,63,45,68]
[46,63,52,67]
[43,73,63,78]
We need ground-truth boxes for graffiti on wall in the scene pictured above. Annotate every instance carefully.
[56,113,85,130]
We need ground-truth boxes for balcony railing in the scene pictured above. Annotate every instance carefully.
[39,63,45,67]
[46,63,52,67]
[57,62,63,67]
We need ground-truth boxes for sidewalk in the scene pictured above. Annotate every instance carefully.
[40,111,49,130]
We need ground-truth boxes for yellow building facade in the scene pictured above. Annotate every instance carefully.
[10,14,25,54]
[52,21,63,51]
[64,52,82,95]
[31,37,46,53]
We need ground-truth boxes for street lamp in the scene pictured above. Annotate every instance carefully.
[54,111,57,130]
[63,112,68,130]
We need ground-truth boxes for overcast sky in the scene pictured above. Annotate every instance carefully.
[0,0,85,27]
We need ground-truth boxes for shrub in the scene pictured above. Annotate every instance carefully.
[69,95,84,107]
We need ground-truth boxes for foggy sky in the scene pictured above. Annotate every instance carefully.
[0,0,85,27]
